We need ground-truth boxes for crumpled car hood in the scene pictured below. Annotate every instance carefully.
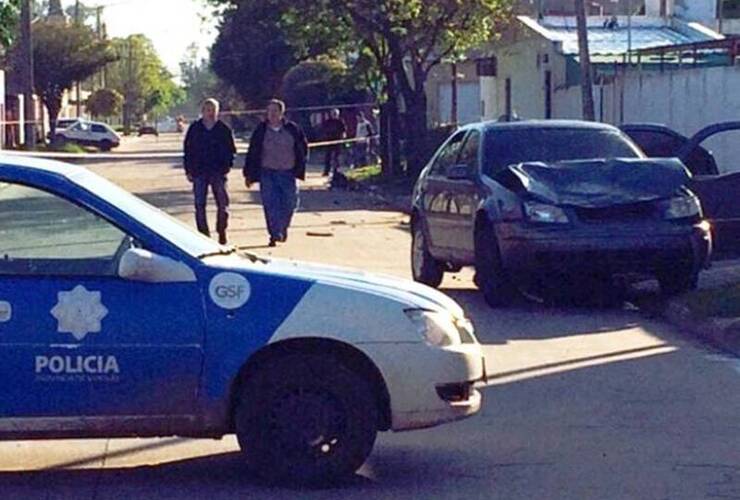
[496,158,691,208]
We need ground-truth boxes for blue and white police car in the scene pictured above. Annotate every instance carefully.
[0,155,485,483]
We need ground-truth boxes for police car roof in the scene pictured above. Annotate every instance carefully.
[0,153,88,180]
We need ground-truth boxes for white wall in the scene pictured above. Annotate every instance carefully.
[553,65,740,171]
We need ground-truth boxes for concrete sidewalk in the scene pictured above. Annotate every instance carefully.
[663,259,740,356]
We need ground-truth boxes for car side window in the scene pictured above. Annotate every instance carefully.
[0,182,130,276]
[430,131,467,176]
[457,130,481,172]
[91,124,107,133]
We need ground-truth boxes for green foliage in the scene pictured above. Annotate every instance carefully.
[86,88,123,118]
[280,58,356,107]
[9,20,116,131]
[0,0,20,50]
[106,35,182,120]
[209,1,297,107]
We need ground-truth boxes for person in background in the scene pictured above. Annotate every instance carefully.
[353,111,374,168]
[321,108,346,176]
[243,99,308,247]
[183,98,236,245]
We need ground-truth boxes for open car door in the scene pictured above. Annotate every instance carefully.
[622,122,740,259]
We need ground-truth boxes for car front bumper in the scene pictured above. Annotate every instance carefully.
[360,342,486,431]
[497,220,711,276]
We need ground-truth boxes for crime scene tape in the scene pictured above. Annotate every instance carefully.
[0,135,379,161]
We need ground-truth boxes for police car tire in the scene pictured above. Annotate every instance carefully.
[411,223,444,288]
[474,221,516,307]
[235,354,378,484]
[657,268,698,297]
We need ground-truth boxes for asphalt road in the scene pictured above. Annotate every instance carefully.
[2,139,739,499]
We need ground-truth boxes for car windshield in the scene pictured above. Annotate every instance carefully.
[70,168,226,258]
[483,127,643,175]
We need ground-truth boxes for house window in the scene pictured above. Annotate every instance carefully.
[476,57,497,77]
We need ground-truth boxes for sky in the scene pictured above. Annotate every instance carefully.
[60,0,218,77]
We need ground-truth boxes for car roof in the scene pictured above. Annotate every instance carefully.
[460,119,621,133]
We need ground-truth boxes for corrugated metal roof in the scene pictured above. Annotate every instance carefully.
[518,16,720,56]
[550,25,712,55]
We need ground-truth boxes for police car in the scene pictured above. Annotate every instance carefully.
[0,155,485,483]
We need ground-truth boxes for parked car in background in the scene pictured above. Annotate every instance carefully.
[54,120,121,151]
[411,120,712,306]
[137,124,159,137]
[46,118,82,141]
[621,122,740,259]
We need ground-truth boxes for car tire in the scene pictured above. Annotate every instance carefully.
[657,268,698,297]
[411,221,444,288]
[99,139,113,152]
[234,354,378,485]
[474,221,517,307]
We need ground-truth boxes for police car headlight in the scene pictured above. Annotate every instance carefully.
[405,309,462,347]
[661,194,701,220]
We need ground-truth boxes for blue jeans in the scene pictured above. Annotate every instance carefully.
[260,169,298,240]
[193,174,229,237]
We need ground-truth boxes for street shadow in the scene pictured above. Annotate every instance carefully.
[444,287,650,344]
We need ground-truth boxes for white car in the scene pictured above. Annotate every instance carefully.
[55,120,121,151]
[0,154,486,484]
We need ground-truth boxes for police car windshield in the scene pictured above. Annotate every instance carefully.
[71,170,224,258]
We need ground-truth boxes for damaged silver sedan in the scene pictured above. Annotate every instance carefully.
[411,120,712,306]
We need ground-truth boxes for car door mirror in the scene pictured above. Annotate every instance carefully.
[446,164,471,180]
[118,248,196,283]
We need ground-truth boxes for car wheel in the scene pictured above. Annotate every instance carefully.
[474,221,517,307]
[99,139,113,152]
[411,221,444,288]
[657,268,698,297]
[234,354,378,485]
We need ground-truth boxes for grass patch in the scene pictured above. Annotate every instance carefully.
[344,165,382,183]
[683,284,740,318]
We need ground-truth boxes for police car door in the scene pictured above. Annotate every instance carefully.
[0,181,204,431]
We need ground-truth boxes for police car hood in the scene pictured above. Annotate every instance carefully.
[205,255,465,318]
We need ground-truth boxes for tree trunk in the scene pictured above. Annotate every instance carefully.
[575,0,596,121]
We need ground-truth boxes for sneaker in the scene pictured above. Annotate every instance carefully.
[268,238,277,247]
[218,232,227,245]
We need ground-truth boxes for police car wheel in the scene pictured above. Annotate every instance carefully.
[235,354,378,484]
[411,222,444,288]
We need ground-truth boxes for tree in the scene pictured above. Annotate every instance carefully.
[0,0,20,51]
[105,35,182,131]
[210,1,297,107]
[9,19,116,135]
[86,88,123,118]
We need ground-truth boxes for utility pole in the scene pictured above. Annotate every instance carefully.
[627,0,633,64]
[74,0,82,117]
[575,0,595,121]
[20,0,35,146]
[451,62,458,126]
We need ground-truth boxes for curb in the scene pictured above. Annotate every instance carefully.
[663,299,740,357]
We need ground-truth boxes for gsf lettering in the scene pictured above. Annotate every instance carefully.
[215,285,246,299]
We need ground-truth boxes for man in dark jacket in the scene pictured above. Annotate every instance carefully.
[321,108,346,176]
[183,98,236,245]
[243,99,308,247]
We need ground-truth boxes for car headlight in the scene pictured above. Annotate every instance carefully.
[405,309,463,347]
[523,202,569,224]
[661,195,701,220]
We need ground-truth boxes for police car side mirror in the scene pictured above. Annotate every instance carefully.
[118,248,196,283]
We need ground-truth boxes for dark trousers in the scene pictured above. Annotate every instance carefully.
[193,174,229,237]
[260,169,298,240]
[324,145,342,175]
